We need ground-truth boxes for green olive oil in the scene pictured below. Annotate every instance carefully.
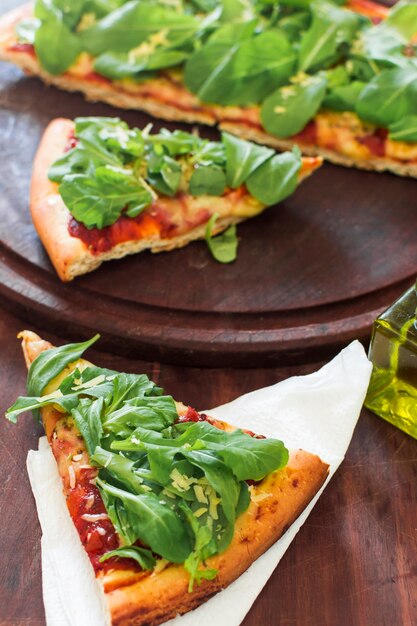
[365,285,417,439]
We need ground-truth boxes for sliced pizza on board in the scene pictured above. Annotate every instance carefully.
[6,331,329,626]
[1,0,416,176]
[30,116,321,281]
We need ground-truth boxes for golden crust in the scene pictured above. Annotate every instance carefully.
[105,449,328,626]
[1,4,417,178]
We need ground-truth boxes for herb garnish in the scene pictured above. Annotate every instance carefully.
[18,1,417,141]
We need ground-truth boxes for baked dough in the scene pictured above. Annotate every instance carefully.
[19,330,329,626]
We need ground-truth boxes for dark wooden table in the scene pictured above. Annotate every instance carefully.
[1,0,417,623]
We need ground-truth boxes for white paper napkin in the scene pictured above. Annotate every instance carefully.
[26,340,372,626]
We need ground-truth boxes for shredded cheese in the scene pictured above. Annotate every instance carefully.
[68,465,76,490]
[81,513,109,522]
[193,484,208,504]
[249,486,272,504]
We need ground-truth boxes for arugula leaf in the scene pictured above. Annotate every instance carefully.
[323,80,365,111]
[184,23,296,105]
[222,132,274,188]
[33,0,82,75]
[81,1,199,56]
[298,0,362,73]
[180,502,218,591]
[173,421,289,481]
[246,149,301,206]
[26,335,99,398]
[356,66,417,128]
[389,115,417,142]
[5,365,114,424]
[94,49,187,80]
[146,149,182,197]
[59,166,153,228]
[71,396,104,456]
[97,478,192,562]
[92,446,154,493]
[205,214,238,264]
[385,0,417,41]
[189,165,226,196]
[100,545,156,570]
[103,395,178,434]
[260,73,327,138]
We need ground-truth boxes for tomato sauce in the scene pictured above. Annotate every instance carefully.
[8,42,35,56]
[66,471,121,572]
[357,128,387,157]
[292,120,318,145]
[68,211,165,254]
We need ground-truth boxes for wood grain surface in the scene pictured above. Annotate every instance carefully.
[0,307,416,626]
[0,0,416,366]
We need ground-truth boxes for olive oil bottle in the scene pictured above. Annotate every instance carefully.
[365,284,417,440]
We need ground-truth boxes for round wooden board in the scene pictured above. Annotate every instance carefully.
[0,42,416,366]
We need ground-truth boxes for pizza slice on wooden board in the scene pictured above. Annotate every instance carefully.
[30,116,321,281]
[6,331,329,626]
[1,0,416,176]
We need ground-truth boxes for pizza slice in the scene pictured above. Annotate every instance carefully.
[1,0,416,176]
[30,116,321,281]
[6,331,329,626]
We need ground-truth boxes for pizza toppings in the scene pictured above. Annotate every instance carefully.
[8,0,417,147]
[47,116,316,262]
[6,335,290,590]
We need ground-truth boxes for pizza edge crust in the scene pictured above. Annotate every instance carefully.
[1,4,416,178]
[105,449,329,626]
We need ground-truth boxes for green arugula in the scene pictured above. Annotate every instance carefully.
[389,115,417,142]
[222,132,274,189]
[246,149,302,205]
[33,0,82,74]
[80,2,199,56]
[261,73,327,138]
[99,546,156,570]
[297,0,363,73]
[184,22,296,106]
[356,66,417,128]
[59,166,154,228]
[205,214,238,263]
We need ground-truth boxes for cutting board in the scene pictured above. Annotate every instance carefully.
[0,26,416,366]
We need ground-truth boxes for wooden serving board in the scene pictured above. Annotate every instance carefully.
[0,19,416,366]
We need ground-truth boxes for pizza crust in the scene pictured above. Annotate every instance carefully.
[19,330,329,626]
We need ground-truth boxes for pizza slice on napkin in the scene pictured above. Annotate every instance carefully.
[6,331,329,626]
[1,0,416,176]
[31,116,321,281]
